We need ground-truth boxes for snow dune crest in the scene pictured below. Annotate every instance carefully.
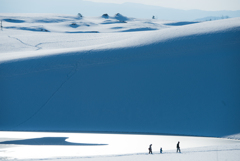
[0,14,240,138]
[0,16,239,62]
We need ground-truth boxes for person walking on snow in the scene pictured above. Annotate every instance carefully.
[160,147,162,153]
[148,144,152,154]
[176,141,181,153]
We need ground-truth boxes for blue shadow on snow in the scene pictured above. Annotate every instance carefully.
[0,137,108,146]
[164,21,199,26]
[121,27,158,32]
[3,19,25,23]
[5,26,49,32]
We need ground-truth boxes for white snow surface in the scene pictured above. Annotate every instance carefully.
[0,131,240,161]
[0,14,239,61]
[0,13,240,160]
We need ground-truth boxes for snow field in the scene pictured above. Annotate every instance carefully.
[0,131,239,160]
[0,13,240,161]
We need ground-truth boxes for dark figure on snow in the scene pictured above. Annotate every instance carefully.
[176,141,181,153]
[148,144,152,154]
[160,147,162,153]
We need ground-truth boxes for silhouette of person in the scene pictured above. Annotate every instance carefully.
[176,141,181,153]
[160,147,162,153]
[148,144,152,154]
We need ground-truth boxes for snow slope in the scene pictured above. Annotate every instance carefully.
[0,14,240,138]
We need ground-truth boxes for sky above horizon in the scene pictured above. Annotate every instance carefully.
[85,0,240,11]
[1,0,240,21]
[0,0,240,13]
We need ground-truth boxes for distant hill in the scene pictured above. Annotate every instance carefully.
[1,0,240,20]
[118,2,240,21]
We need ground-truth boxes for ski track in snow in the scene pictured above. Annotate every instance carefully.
[6,35,107,52]
[6,35,81,51]
[15,62,79,127]
[8,35,35,48]
[8,35,42,50]
[20,36,134,125]
[15,46,97,127]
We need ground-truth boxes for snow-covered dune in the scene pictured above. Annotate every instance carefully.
[0,14,240,137]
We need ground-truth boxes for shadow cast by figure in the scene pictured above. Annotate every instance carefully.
[0,137,108,146]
